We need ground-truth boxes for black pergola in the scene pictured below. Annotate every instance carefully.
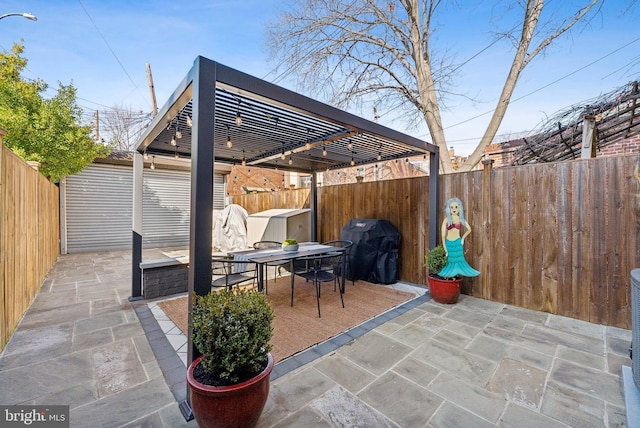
[132,57,439,415]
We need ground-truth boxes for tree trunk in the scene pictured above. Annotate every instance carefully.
[460,0,543,171]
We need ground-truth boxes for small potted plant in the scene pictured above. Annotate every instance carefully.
[424,245,463,304]
[187,288,274,428]
[282,238,299,252]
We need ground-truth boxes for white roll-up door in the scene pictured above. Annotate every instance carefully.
[142,168,191,247]
[63,163,226,253]
[64,164,133,253]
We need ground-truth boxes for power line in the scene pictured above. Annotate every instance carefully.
[77,0,150,110]
[78,0,136,89]
[375,35,507,122]
[440,35,640,133]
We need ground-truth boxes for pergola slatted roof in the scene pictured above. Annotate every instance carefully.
[136,58,436,173]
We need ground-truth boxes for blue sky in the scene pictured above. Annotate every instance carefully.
[1,0,638,156]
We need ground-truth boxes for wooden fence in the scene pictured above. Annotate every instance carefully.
[0,142,60,350]
[234,153,640,329]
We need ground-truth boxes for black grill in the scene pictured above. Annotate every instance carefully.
[340,219,400,284]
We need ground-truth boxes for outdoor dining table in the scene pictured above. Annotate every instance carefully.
[230,242,346,293]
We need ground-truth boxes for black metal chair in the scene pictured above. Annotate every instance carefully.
[211,257,257,290]
[290,250,346,317]
[321,240,354,287]
[252,240,290,293]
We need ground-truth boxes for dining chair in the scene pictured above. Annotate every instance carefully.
[290,250,345,317]
[252,240,290,294]
[211,257,257,290]
[321,240,354,287]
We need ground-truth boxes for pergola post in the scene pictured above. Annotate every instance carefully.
[129,151,144,301]
[180,57,216,422]
[429,148,440,249]
[187,57,216,365]
[310,172,318,242]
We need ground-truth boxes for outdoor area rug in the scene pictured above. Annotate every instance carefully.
[156,278,415,363]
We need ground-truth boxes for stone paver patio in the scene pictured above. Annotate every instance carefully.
[0,250,633,427]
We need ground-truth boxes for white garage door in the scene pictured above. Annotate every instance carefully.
[63,163,225,253]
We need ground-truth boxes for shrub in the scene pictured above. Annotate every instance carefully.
[190,288,274,385]
[425,245,448,276]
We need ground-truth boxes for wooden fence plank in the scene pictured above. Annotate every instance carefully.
[540,163,559,314]
[491,169,506,303]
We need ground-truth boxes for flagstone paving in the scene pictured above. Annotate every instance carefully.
[0,250,633,427]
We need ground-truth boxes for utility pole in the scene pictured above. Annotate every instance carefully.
[146,63,158,117]
[94,110,100,142]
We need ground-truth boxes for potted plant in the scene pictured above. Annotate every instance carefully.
[187,288,274,428]
[282,238,299,252]
[424,245,463,304]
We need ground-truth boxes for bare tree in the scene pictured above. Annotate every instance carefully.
[266,0,601,173]
[99,106,152,151]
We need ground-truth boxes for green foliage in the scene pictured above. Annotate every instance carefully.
[0,42,109,182]
[190,288,274,384]
[283,238,298,245]
[425,245,448,275]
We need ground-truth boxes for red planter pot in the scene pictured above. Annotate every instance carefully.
[428,275,462,304]
[187,353,273,428]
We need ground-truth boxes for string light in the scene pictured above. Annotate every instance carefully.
[281,143,286,160]
[241,150,246,166]
[186,115,192,127]
[150,156,156,170]
[350,157,355,166]
[174,150,180,160]
[288,156,293,165]
[176,128,182,139]
[322,146,327,156]
[171,135,176,146]
[305,128,311,150]
[143,151,149,161]
[226,125,232,148]
[377,152,382,161]
[235,100,242,126]
[347,139,353,151]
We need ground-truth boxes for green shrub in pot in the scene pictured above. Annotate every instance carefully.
[190,288,274,385]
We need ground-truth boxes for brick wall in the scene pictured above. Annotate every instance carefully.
[597,135,640,156]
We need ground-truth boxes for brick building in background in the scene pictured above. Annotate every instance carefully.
[226,157,428,196]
